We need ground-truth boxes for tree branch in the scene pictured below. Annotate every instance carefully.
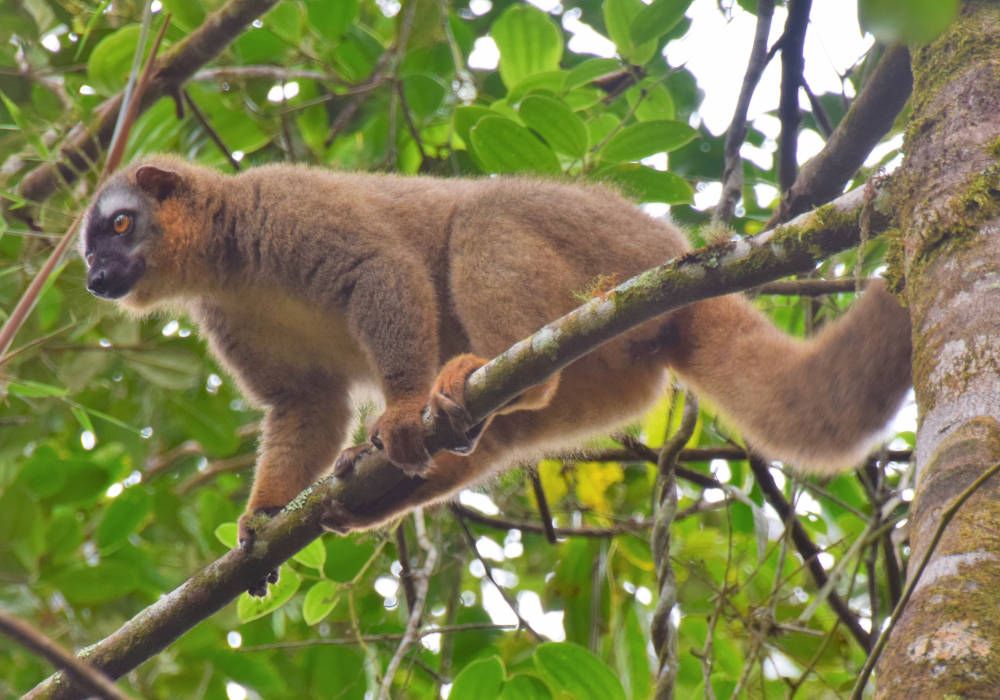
[777,0,812,191]
[0,612,130,700]
[770,44,911,224]
[25,184,891,699]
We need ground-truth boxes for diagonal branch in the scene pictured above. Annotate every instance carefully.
[25,183,891,700]
[769,44,912,225]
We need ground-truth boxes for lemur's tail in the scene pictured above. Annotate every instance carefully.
[664,282,912,474]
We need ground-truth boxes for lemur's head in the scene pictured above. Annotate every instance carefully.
[81,157,195,311]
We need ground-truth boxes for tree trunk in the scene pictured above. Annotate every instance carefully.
[877,2,1000,695]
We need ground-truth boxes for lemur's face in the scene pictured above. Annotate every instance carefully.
[82,183,150,299]
[81,165,181,304]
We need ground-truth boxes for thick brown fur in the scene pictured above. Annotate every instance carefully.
[82,156,912,542]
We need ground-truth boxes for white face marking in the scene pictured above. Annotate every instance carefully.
[96,189,141,220]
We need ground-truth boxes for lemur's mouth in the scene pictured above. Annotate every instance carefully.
[86,255,146,299]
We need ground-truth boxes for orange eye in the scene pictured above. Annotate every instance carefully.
[113,213,132,235]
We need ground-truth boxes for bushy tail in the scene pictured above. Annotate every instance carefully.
[664,282,912,474]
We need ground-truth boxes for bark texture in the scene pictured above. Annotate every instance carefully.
[876,2,1000,696]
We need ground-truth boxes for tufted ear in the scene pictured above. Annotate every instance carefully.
[135,165,183,200]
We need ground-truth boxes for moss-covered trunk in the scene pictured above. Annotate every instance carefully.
[877,2,1000,696]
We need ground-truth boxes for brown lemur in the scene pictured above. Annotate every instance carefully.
[81,155,912,552]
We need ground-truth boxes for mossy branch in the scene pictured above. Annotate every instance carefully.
[25,184,890,700]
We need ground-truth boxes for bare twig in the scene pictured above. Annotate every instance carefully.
[377,510,437,700]
[716,0,776,223]
[528,468,558,544]
[239,622,514,651]
[748,455,871,649]
[0,612,130,700]
[452,506,544,642]
[776,0,812,191]
[182,89,241,171]
[452,504,650,538]
[394,523,417,613]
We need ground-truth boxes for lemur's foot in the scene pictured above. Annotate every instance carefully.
[237,506,282,598]
[369,398,432,475]
[429,354,489,455]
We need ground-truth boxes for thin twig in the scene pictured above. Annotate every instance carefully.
[377,509,437,700]
[749,455,871,649]
[452,503,651,538]
[239,622,512,651]
[0,612,130,700]
[716,0,776,223]
[451,506,544,642]
[182,89,241,171]
[394,523,417,613]
[528,468,558,544]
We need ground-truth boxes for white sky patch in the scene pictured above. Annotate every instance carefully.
[693,181,722,210]
[162,319,179,336]
[667,1,872,134]
[797,128,825,162]
[518,590,566,640]
[481,583,518,626]
[754,182,780,208]
[226,631,242,648]
[374,576,399,599]
[710,458,731,483]
[225,682,247,700]
[469,0,492,16]
[150,0,162,12]
[817,551,835,569]
[526,0,561,12]
[41,30,62,53]
[105,482,123,499]
[81,431,96,451]
[475,536,505,562]
[469,36,500,70]
[459,490,500,515]
[563,8,616,57]
[79,84,96,96]
[232,150,245,162]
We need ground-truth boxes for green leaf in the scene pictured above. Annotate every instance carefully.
[305,0,357,39]
[519,94,588,158]
[470,116,561,175]
[533,643,626,700]
[209,651,285,696]
[491,5,563,88]
[618,603,652,700]
[595,164,693,204]
[452,656,506,699]
[859,0,959,44]
[71,405,95,434]
[323,535,376,583]
[7,379,68,397]
[237,566,301,622]
[603,0,658,65]
[161,0,205,32]
[130,348,200,390]
[630,0,692,45]
[454,105,495,147]
[52,561,138,606]
[402,73,447,119]
[565,58,623,90]
[215,522,238,549]
[501,674,553,700]
[293,538,327,570]
[87,25,145,96]
[302,580,338,625]
[600,120,698,162]
[627,82,675,121]
[96,487,152,551]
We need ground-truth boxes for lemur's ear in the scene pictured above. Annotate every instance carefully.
[135,165,183,200]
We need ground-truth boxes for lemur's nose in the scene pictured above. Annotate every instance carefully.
[87,268,108,296]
